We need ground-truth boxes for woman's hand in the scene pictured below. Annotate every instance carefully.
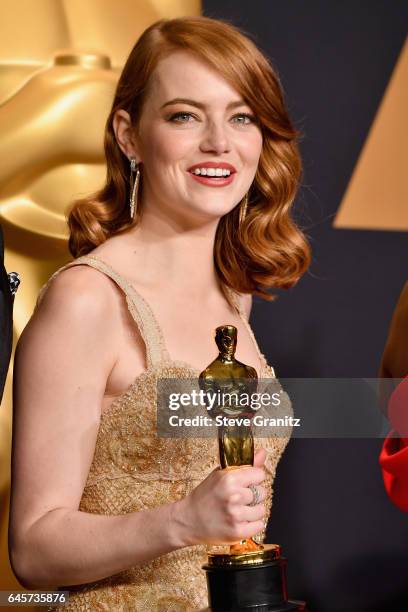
[175,448,267,546]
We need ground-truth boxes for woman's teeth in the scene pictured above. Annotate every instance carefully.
[191,168,231,177]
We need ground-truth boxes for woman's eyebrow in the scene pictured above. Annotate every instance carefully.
[160,97,247,110]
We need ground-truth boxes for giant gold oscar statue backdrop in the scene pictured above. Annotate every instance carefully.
[334,37,408,231]
[0,1,200,609]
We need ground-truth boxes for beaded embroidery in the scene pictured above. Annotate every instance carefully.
[36,256,291,612]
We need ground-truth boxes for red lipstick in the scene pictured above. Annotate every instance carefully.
[187,161,237,187]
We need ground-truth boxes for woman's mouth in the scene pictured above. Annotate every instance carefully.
[188,167,236,187]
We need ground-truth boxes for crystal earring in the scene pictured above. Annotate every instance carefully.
[239,192,249,227]
[129,157,141,220]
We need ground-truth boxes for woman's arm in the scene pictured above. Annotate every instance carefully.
[379,377,408,513]
[8,267,190,588]
[9,267,266,588]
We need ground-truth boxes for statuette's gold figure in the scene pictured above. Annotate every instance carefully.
[199,325,263,554]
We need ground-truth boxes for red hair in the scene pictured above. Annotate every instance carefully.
[68,15,311,301]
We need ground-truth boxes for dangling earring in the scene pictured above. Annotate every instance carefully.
[239,192,249,228]
[129,157,141,220]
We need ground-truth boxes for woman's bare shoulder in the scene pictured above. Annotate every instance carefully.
[239,293,253,320]
[15,264,122,388]
[37,263,119,316]
[22,264,122,354]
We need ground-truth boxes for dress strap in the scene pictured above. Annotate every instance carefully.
[224,286,273,376]
[36,255,170,368]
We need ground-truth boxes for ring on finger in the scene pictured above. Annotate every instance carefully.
[248,484,261,506]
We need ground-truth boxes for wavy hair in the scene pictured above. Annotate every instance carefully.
[68,15,311,301]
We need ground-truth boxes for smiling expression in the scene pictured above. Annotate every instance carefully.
[129,50,263,223]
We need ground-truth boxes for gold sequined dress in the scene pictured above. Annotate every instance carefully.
[36,255,292,612]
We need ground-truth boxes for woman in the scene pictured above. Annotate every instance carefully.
[9,16,310,611]
[379,282,408,513]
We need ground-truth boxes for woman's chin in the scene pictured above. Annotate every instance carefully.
[186,199,239,221]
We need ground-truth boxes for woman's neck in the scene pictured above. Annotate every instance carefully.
[122,205,223,298]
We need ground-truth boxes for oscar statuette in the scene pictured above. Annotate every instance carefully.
[199,325,304,611]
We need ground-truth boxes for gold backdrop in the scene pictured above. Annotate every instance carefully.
[0,1,200,608]
[334,37,408,231]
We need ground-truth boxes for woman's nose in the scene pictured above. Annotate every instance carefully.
[199,121,231,155]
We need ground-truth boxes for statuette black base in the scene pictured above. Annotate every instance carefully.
[203,556,304,611]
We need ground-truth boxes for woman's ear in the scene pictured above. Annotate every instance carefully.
[112,109,140,160]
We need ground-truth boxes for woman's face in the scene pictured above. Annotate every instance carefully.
[127,50,263,224]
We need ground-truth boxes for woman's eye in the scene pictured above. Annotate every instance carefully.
[232,114,256,124]
[169,112,195,123]
[168,112,256,124]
